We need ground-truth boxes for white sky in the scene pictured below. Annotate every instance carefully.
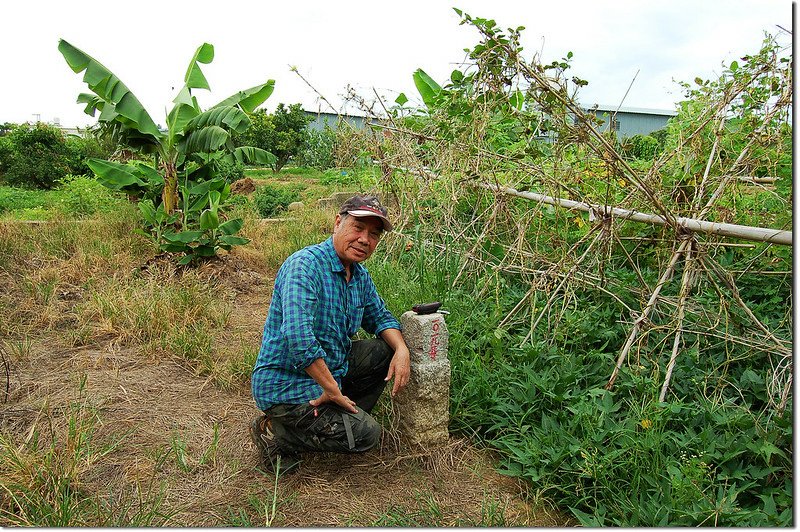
[1,0,792,128]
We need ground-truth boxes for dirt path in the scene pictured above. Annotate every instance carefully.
[3,264,564,526]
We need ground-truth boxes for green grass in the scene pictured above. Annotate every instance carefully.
[0,177,127,220]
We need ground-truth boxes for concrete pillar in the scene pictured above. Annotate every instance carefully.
[394,310,450,446]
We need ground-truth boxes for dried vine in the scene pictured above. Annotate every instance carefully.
[333,13,791,414]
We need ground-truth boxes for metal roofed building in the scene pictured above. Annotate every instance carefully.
[303,109,377,132]
[301,104,678,142]
[585,105,678,139]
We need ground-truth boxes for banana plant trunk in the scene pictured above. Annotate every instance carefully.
[161,161,179,215]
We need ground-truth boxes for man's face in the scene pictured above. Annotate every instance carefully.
[332,214,383,266]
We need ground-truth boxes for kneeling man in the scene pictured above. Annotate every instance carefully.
[250,195,410,474]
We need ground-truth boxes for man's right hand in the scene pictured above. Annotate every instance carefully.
[309,390,358,413]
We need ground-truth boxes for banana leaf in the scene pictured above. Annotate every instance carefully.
[86,158,147,189]
[218,218,244,235]
[213,81,275,113]
[413,68,443,108]
[184,43,214,91]
[181,125,229,155]
[233,146,277,166]
[58,39,162,141]
[186,106,251,134]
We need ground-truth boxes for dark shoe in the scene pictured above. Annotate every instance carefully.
[249,415,301,476]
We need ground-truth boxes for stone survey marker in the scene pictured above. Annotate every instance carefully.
[395,310,451,446]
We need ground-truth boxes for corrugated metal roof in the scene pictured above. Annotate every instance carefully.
[587,104,678,117]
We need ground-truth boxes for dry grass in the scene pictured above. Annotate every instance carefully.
[2,333,563,526]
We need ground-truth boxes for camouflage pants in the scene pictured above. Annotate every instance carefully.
[266,338,392,454]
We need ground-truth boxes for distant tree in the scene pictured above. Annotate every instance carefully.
[237,103,312,172]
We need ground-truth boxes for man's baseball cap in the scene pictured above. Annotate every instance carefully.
[339,195,394,232]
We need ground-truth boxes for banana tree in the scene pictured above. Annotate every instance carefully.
[58,39,276,215]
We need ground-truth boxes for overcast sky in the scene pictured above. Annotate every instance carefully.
[1,0,791,128]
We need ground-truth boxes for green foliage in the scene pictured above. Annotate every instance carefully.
[235,103,312,172]
[64,133,113,175]
[0,123,76,189]
[55,174,127,217]
[138,177,250,264]
[0,185,50,214]
[369,239,792,526]
[317,166,379,188]
[0,134,14,176]
[212,158,244,182]
[252,183,303,217]
[296,126,336,170]
[0,176,126,219]
[622,134,661,160]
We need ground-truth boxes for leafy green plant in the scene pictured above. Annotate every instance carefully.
[622,134,661,160]
[252,183,302,217]
[55,174,126,217]
[297,126,336,170]
[0,123,75,189]
[0,186,49,213]
[138,176,251,264]
[212,158,244,182]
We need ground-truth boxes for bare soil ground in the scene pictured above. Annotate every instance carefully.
[2,255,566,526]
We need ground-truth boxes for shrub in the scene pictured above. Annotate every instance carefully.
[212,158,245,182]
[64,133,109,175]
[55,174,126,217]
[0,135,13,176]
[623,134,661,160]
[252,184,302,217]
[1,123,73,189]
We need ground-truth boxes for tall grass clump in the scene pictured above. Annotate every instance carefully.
[239,206,332,271]
[0,205,151,336]
[74,268,231,372]
[0,380,174,526]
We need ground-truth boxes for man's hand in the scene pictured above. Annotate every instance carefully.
[385,345,411,396]
[305,358,357,413]
[309,389,358,413]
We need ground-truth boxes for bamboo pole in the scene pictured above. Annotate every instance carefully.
[479,183,792,246]
[606,239,692,390]
[659,249,696,402]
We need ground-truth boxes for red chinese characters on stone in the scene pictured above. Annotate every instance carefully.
[430,320,440,360]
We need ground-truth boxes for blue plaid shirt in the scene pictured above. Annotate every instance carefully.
[251,237,401,411]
